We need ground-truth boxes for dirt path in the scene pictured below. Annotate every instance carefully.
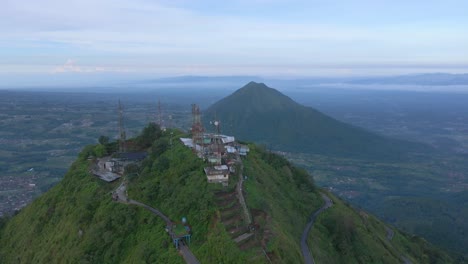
[300,193,333,264]
[234,232,254,243]
[113,182,200,264]
[236,154,252,225]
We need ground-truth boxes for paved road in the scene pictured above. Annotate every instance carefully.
[300,193,333,264]
[114,182,200,264]
[129,199,171,224]
[179,244,200,264]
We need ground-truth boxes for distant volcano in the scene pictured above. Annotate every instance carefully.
[204,81,428,160]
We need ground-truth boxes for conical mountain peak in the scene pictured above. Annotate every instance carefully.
[225,81,298,110]
[234,81,277,95]
[204,82,428,159]
[242,81,269,89]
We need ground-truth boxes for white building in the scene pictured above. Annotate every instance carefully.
[204,165,229,184]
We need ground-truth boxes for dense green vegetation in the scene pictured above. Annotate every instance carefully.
[289,152,468,259]
[380,193,468,258]
[0,125,321,263]
[203,82,429,160]
[0,125,456,263]
[310,192,454,264]
[242,145,322,262]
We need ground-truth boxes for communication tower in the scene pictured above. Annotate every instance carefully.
[118,100,127,153]
[191,104,204,153]
[157,99,165,130]
[212,119,222,164]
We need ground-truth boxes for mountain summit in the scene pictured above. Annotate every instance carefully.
[0,125,452,263]
[204,82,425,159]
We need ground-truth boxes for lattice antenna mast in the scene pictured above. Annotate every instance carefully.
[191,104,204,153]
[157,99,164,129]
[118,100,127,153]
[214,120,221,135]
[213,120,222,164]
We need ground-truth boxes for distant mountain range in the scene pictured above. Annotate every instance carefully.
[141,73,468,88]
[204,82,430,160]
[349,73,468,86]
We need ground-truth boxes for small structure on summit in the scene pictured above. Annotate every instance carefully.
[238,145,250,156]
[204,165,230,184]
[92,100,148,182]
[92,152,147,182]
[92,156,121,182]
[181,104,249,186]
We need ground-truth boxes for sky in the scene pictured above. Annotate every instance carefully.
[1,0,468,86]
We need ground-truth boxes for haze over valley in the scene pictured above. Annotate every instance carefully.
[1,79,468,260]
[1,0,467,263]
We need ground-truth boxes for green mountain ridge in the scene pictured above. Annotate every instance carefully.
[203,82,429,160]
[0,125,454,263]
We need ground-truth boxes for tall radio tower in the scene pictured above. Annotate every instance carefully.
[157,99,164,129]
[191,104,204,153]
[118,100,127,153]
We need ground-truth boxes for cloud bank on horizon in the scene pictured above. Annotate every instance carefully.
[1,0,467,82]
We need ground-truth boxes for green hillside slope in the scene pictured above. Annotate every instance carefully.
[0,126,453,263]
[203,82,429,160]
[310,192,453,263]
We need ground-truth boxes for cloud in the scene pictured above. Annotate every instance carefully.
[1,0,468,77]
[51,59,130,74]
[52,59,82,73]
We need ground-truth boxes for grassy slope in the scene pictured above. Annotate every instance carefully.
[0,154,183,263]
[310,192,455,264]
[128,134,325,263]
[0,130,322,263]
[127,131,250,263]
[292,152,468,258]
[379,194,468,257]
[0,127,455,263]
[242,145,322,262]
